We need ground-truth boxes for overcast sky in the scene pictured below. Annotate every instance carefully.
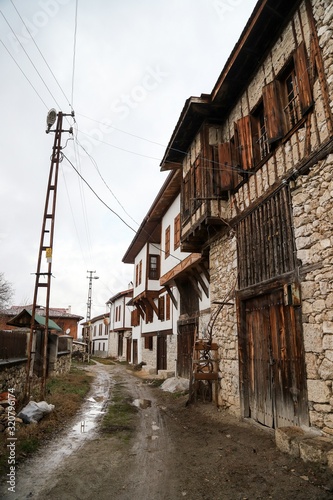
[0,0,257,323]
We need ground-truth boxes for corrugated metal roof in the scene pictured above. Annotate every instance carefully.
[7,309,62,332]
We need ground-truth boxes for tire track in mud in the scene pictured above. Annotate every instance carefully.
[114,372,176,500]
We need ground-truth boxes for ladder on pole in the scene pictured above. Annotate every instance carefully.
[25,111,72,400]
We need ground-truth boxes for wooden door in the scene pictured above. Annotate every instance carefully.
[132,339,138,365]
[126,338,132,363]
[177,323,196,378]
[243,289,308,428]
[157,335,167,371]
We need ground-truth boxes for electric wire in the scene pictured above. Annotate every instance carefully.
[0,8,62,110]
[0,39,48,109]
[9,0,72,108]
[63,151,182,263]
[60,167,89,269]
[78,129,162,161]
[76,117,252,175]
[75,136,139,227]
[63,153,137,233]
[72,126,95,268]
[71,0,78,108]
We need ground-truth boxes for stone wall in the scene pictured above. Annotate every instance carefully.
[53,353,71,375]
[0,361,38,404]
[292,153,333,434]
[210,233,239,413]
[141,334,177,375]
[0,352,71,405]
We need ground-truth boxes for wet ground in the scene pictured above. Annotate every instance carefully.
[2,362,333,500]
[0,363,110,499]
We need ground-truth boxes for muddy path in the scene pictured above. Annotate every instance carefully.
[2,363,333,500]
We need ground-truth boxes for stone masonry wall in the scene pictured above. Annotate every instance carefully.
[210,234,239,413]
[292,154,333,434]
[0,361,38,404]
[141,334,177,375]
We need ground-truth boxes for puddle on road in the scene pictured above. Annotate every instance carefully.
[6,367,111,500]
[132,398,152,409]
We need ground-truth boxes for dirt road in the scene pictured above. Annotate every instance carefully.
[2,362,333,500]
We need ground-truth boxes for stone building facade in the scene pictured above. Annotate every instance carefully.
[160,0,333,433]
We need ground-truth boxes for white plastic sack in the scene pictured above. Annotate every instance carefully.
[18,401,55,424]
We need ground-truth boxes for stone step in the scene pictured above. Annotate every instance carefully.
[275,426,333,469]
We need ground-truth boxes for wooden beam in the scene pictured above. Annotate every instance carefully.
[165,285,178,310]
[188,275,202,301]
[145,296,159,316]
[192,267,209,298]
[198,262,210,283]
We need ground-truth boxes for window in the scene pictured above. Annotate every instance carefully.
[158,295,165,321]
[148,254,160,280]
[174,214,180,250]
[115,305,121,322]
[166,294,171,321]
[135,260,142,286]
[93,325,97,337]
[104,323,108,335]
[144,336,153,350]
[262,42,313,141]
[99,324,102,336]
[165,226,170,258]
[252,103,270,161]
[283,66,301,129]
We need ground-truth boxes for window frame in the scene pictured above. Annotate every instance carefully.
[148,254,160,280]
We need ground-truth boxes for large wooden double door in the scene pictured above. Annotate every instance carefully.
[241,288,308,428]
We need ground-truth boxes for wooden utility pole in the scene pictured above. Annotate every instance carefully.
[25,110,73,401]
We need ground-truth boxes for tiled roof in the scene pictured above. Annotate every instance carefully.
[0,305,83,320]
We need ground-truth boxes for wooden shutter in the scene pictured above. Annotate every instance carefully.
[262,80,285,143]
[139,260,142,285]
[236,115,256,170]
[294,41,313,115]
[218,142,235,190]
[166,294,171,320]
[182,172,190,218]
[158,296,165,321]
[165,226,170,258]
[174,214,180,250]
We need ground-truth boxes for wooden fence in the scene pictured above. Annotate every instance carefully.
[0,330,27,360]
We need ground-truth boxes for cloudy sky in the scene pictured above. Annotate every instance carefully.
[0,0,257,323]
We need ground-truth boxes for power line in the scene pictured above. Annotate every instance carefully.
[60,168,89,268]
[0,8,62,109]
[72,126,95,267]
[0,39,48,109]
[76,114,252,175]
[9,0,71,108]
[78,129,162,161]
[71,0,78,108]
[75,137,139,227]
[63,152,182,263]
[63,153,137,233]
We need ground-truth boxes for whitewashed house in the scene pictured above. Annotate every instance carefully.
[107,288,133,362]
[82,313,109,358]
[123,170,210,376]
